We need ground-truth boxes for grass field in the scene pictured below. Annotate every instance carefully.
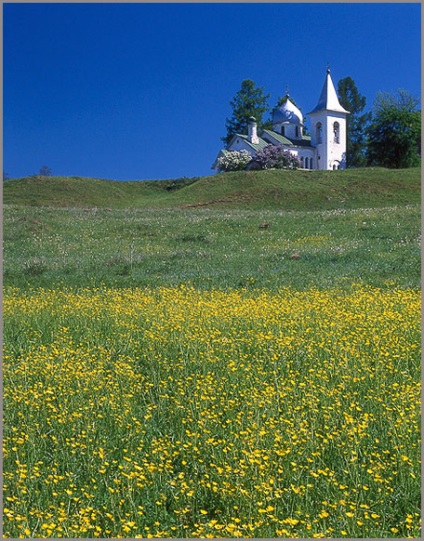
[3,167,421,538]
[3,204,421,291]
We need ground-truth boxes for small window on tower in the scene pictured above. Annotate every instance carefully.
[316,123,323,144]
[281,126,285,136]
[333,122,340,144]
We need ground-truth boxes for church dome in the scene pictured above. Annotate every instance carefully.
[272,97,303,125]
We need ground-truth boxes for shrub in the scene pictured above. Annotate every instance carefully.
[216,149,252,172]
[254,145,300,170]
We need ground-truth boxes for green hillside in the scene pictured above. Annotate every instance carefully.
[3,167,421,211]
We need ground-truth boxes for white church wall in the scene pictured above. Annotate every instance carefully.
[296,149,316,170]
[310,112,346,170]
[325,112,347,170]
[309,118,325,169]
[228,138,256,157]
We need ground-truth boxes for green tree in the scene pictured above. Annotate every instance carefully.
[366,89,421,169]
[223,79,270,145]
[337,77,371,167]
[39,165,52,176]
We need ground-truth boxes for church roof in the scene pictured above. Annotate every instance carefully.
[286,135,313,147]
[272,97,303,125]
[260,129,294,146]
[308,68,349,115]
[228,133,269,152]
[264,130,312,148]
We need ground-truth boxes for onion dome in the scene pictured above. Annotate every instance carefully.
[272,97,303,126]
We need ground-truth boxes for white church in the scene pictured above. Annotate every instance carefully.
[215,68,349,171]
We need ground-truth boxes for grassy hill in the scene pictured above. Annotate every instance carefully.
[3,166,421,211]
[4,166,420,290]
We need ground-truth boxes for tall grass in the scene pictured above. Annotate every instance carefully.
[3,286,421,538]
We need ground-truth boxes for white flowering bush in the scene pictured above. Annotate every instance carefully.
[217,150,252,172]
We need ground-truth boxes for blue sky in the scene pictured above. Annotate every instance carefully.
[3,2,421,181]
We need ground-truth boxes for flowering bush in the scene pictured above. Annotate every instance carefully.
[254,144,300,170]
[216,149,252,172]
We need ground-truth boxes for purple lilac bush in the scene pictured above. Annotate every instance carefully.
[254,145,300,169]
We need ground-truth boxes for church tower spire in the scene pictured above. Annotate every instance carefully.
[308,66,349,114]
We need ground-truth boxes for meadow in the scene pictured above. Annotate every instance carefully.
[3,167,421,538]
[3,204,421,291]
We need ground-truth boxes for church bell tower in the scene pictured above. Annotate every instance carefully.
[308,67,349,170]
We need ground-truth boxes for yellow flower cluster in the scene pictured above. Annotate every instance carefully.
[3,285,421,538]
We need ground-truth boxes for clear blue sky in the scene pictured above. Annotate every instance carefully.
[3,2,421,181]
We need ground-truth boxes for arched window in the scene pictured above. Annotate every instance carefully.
[316,123,323,144]
[310,158,313,169]
[295,126,299,138]
[333,122,340,144]
[281,126,285,136]
[305,157,309,169]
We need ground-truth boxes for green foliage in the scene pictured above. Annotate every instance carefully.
[223,79,270,145]
[366,90,421,169]
[337,77,371,167]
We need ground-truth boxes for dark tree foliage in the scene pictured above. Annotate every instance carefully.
[223,80,270,145]
[337,77,371,167]
[39,165,52,176]
[366,90,421,169]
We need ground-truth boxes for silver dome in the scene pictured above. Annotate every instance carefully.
[272,98,303,125]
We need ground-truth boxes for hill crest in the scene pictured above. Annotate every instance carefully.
[3,167,421,211]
